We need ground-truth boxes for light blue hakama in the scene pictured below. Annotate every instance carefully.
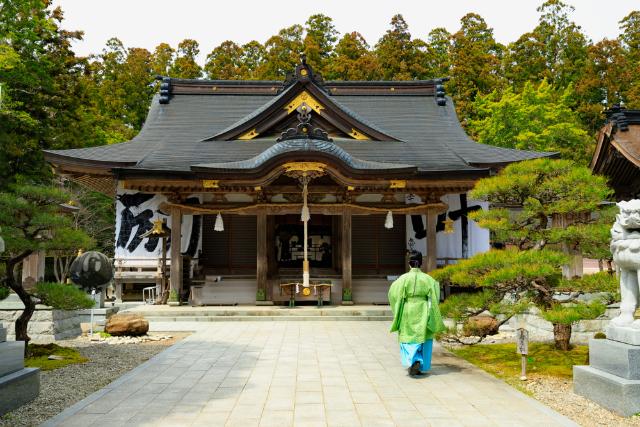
[400,339,433,372]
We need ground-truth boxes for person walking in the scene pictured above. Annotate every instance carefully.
[388,250,445,376]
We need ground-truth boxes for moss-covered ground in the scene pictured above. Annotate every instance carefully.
[448,342,588,383]
[25,343,87,371]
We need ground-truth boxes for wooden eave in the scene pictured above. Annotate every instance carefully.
[169,78,440,97]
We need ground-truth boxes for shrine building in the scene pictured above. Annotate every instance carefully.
[44,60,550,305]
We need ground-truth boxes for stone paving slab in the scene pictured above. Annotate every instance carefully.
[42,321,578,427]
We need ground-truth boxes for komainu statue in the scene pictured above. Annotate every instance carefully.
[610,200,640,328]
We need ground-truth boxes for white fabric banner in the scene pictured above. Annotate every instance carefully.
[405,193,490,262]
[114,189,202,259]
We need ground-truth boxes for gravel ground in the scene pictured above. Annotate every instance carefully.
[0,332,188,427]
[523,376,640,427]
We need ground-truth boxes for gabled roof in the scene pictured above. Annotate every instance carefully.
[204,63,400,142]
[44,59,552,186]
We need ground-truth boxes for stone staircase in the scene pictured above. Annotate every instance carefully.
[122,305,393,322]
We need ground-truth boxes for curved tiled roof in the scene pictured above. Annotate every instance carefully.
[44,75,554,177]
[192,139,415,173]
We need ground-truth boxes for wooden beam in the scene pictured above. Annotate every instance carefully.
[169,207,183,302]
[341,207,352,304]
[256,212,268,301]
[425,209,438,273]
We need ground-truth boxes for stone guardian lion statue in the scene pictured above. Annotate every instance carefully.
[610,200,640,328]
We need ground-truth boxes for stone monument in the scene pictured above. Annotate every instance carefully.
[0,322,40,415]
[574,200,640,416]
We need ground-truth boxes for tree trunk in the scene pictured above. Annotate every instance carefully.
[553,323,572,351]
[4,254,35,357]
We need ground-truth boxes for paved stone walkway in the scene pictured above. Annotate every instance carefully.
[43,321,577,427]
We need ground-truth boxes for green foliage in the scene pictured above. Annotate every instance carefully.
[342,288,352,301]
[593,332,606,339]
[448,13,504,123]
[25,343,87,371]
[469,158,612,250]
[469,81,594,163]
[0,185,94,259]
[168,289,179,302]
[98,331,112,338]
[431,248,567,292]
[560,271,619,295]
[0,1,96,187]
[256,288,266,301]
[449,342,588,380]
[170,39,202,79]
[540,301,606,325]
[0,285,8,301]
[503,1,588,90]
[34,282,94,310]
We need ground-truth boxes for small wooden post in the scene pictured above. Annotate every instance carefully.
[169,207,183,304]
[516,322,529,381]
[256,211,269,303]
[341,207,352,304]
[425,209,438,272]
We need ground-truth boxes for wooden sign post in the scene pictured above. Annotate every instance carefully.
[516,328,529,381]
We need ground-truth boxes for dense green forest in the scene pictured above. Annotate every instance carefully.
[1,0,639,188]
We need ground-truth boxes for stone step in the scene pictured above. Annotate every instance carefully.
[145,315,392,322]
[126,309,392,318]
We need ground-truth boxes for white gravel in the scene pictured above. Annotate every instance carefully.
[523,376,640,427]
[0,333,187,427]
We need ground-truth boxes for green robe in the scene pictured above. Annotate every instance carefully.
[388,268,445,343]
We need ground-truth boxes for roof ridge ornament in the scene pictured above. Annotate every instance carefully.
[276,106,333,142]
[282,54,325,91]
[435,78,447,106]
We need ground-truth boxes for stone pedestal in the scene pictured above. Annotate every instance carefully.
[574,325,640,417]
[0,323,40,416]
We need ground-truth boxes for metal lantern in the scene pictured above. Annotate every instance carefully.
[70,251,114,291]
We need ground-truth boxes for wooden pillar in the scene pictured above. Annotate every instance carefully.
[256,212,270,303]
[169,207,182,303]
[341,207,353,304]
[22,251,45,291]
[425,210,438,272]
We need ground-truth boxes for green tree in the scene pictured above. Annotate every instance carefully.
[374,14,426,80]
[240,41,265,79]
[257,25,304,79]
[432,159,614,350]
[170,39,202,79]
[326,32,381,80]
[204,41,245,79]
[0,0,96,188]
[448,13,504,125]
[303,14,338,75]
[85,38,155,143]
[503,0,588,89]
[618,11,640,108]
[424,28,452,78]
[575,39,631,133]
[0,185,94,349]
[151,42,175,77]
[469,80,594,163]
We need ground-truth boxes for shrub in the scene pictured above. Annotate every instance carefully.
[34,282,95,310]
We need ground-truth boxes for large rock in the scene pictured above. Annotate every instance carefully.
[463,315,499,337]
[105,314,148,336]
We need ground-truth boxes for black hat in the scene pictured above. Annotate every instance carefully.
[409,250,423,267]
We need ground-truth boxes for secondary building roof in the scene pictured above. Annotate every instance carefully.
[591,106,640,200]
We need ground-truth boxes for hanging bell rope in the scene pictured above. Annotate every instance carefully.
[301,176,310,288]
[384,210,394,229]
[214,212,224,232]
